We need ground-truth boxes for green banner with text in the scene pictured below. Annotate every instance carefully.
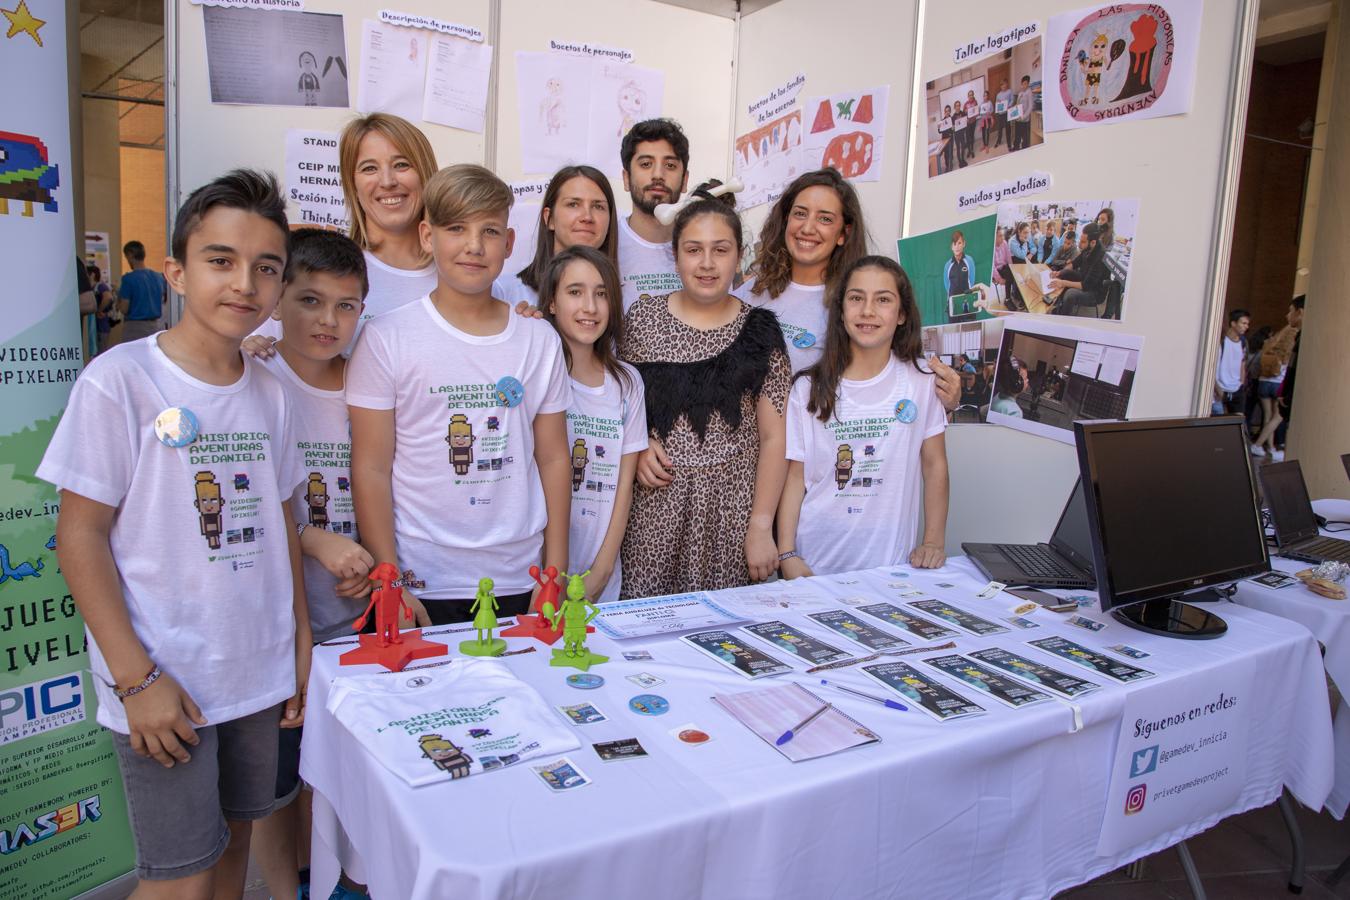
[0,0,136,895]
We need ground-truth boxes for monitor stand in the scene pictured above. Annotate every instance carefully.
[1111,590,1228,639]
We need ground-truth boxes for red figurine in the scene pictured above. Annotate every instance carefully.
[339,562,447,671]
[500,565,593,645]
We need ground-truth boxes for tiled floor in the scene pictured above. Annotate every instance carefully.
[239,797,1350,899]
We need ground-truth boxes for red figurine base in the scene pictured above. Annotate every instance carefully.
[339,629,447,672]
[499,564,594,645]
[340,562,447,672]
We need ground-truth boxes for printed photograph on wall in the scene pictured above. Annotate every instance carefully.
[896,214,1000,328]
[924,36,1043,178]
[921,319,1006,425]
[986,317,1144,444]
[203,7,349,108]
[991,198,1139,320]
[1044,1,1204,132]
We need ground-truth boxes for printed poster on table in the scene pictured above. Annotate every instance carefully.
[803,85,888,183]
[1097,668,1252,855]
[1044,1,1203,132]
[1,1,136,894]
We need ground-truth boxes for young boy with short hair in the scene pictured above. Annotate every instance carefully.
[251,228,375,900]
[39,169,311,900]
[347,164,573,626]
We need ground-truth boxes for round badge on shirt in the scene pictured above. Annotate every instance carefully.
[154,407,200,447]
[629,694,670,715]
[792,332,817,349]
[895,398,919,424]
[566,673,604,690]
[496,376,525,408]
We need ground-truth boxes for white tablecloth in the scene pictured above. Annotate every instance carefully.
[301,560,1333,900]
[1232,497,1350,817]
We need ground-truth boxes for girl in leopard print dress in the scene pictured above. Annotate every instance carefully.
[619,187,791,597]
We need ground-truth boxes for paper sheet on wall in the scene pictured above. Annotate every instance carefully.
[421,35,493,132]
[1043,1,1204,132]
[357,19,427,120]
[734,110,804,210]
[803,85,889,183]
[284,129,349,229]
[203,6,349,107]
[588,63,665,177]
[516,51,593,174]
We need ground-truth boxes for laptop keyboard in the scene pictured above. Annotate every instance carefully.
[1288,537,1350,564]
[994,544,1082,579]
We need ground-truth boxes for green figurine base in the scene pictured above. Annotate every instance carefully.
[549,647,609,671]
[460,637,507,657]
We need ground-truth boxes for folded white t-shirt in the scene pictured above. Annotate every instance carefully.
[327,658,579,787]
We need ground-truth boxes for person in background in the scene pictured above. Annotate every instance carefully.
[990,352,1025,418]
[89,264,117,354]
[1212,308,1249,416]
[943,229,976,298]
[1048,223,1108,314]
[1009,222,1036,264]
[962,90,979,161]
[1041,220,1062,265]
[938,105,956,173]
[117,239,168,343]
[1013,75,1034,150]
[995,79,1014,148]
[1048,223,1079,271]
[979,90,995,150]
[1274,296,1305,455]
[618,118,690,312]
[1251,296,1304,461]
[1243,324,1273,432]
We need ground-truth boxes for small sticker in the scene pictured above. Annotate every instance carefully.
[558,702,607,725]
[1005,615,1041,629]
[792,332,817,349]
[936,582,956,588]
[1067,615,1106,632]
[668,722,712,745]
[976,581,1007,600]
[629,694,670,716]
[532,756,591,791]
[1070,596,1095,608]
[626,672,664,688]
[566,673,604,690]
[1010,601,1038,616]
[495,375,526,408]
[895,398,919,423]
[593,738,648,761]
[1108,644,1151,659]
[622,650,653,661]
[154,407,200,447]
[1250,571,1299,589]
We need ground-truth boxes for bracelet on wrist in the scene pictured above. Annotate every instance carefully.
[114,664,163,701]
[778,550,800,563]
[296,521,308,538]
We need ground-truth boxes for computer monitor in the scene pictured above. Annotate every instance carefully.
[1073,416,1269,639]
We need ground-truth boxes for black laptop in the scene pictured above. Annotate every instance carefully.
[963,479,1095,589]
[1259,460,1350,564]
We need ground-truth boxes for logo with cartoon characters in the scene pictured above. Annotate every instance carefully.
[446,413,476,475]
[834,444,854,491]
[193,471,225,550]
[570,438,589,492]
[419,733,472,779]
[495,376,525,408]
[895,398,918,424]
[1058,4,1177,123]
[792,331,817,350]
[0,131,60,217]
[306,473,330,528]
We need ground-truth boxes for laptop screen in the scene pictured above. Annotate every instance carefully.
[1048,478,1094,571]
[1260,460,1320,545]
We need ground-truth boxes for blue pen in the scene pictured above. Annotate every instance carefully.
[819,677,908,712]
[776,703,831,746]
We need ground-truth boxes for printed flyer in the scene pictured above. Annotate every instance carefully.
[807,610,909,651]
[922,655,1053,708]
[856,602,958,641]
[1029,636,1155,682]
[742,621,853,666]
[907,599,1009,636]
[681,630,793,679]
[967,647,1102,698]
[862,662,986,722]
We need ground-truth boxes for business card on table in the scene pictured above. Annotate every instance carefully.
[626,672,665,688]
[532,757,591,791]
[1108,644,1150,660]
[1005,615,1041,630]
[622,649,655,662]
[593,738,648,761]
[1067,615,1106,632]
[976,581,1007,600]
[558,702,607,725]
[1250,571,1299,589]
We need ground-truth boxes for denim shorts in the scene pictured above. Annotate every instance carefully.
[111,703,282,880]
[1257,380,1281,399]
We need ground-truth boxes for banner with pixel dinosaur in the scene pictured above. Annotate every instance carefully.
[0,0,136,895]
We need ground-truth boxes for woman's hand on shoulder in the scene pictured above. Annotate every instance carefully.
[514,300,544,319]
[242,335,278,359]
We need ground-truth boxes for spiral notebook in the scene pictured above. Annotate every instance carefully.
[711,682,880,762]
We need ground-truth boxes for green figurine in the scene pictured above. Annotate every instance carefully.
[547,570,608,671]
[459,577,506,657]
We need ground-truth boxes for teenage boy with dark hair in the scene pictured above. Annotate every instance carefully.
[617,118,690,311]
[1213,308,1249,416]
[118,239,169,343]
[39,169,311,900]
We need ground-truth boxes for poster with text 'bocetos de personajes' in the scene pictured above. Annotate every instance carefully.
[1,1,135,895]
[1044,1,1204,132]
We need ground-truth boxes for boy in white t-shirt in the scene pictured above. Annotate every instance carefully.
[38,170,310,898]
[347,164,573,625]
[617,119,690,311]
[252,229,376,900]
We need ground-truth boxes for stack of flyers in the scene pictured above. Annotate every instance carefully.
[681,630,793,679]
[742,621,853,665]
[855,602,957,641]
[1028,637,1155,683]
[807,610,908,651]
[966,647,1101,698]
[921,655,1052,708]
[907,599,1009,636]
[861,661,986,721]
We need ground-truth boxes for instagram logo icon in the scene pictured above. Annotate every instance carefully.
[1125,784,1147,815]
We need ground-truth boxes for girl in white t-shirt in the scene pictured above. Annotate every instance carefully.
[540,246,648,602]
[737,169,868,376]
[495,165,618,307]
[777,256,950,577]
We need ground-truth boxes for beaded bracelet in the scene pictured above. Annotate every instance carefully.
[113,664,163,700]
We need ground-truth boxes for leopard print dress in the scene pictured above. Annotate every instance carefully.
[619,294,790,598]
